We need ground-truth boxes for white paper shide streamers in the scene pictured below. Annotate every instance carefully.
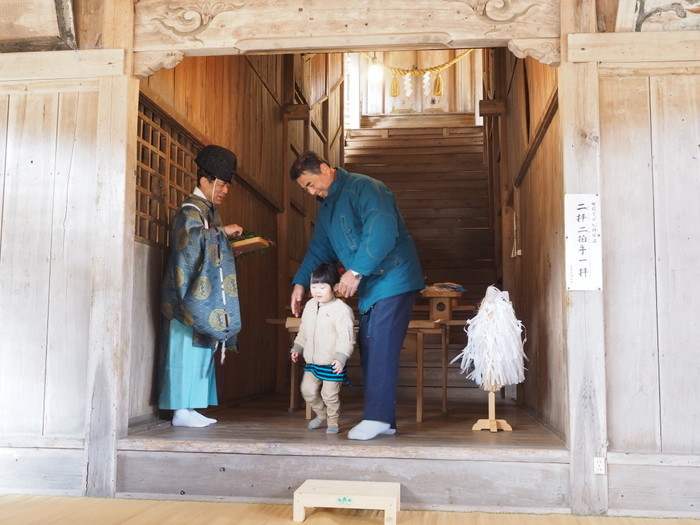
[451,286,527,391]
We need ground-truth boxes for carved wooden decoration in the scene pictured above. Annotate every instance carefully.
[508,38,560,66]
[617,0,700,31]
[134,0,560,58]
[0,0,76,52]
[133,50,186,78]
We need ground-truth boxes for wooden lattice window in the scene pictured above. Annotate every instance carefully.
[136,95,203,248]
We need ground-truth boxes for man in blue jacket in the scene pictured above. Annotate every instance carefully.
[290,151,425,440]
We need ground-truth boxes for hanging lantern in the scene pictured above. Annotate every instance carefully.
[368,57,384,85]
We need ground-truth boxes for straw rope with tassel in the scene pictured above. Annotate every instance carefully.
[360,49,473,97]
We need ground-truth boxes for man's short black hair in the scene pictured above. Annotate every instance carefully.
[290,150,328,180]
[310,262,340,287]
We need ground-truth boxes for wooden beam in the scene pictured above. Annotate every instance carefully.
[0,0,76,52]
[134,0,560,59]
[560,0,608,516]
[513,88,558,189]
[284,103,310,121]
[569,31,700,64]
[479,99,506,116]
[0,49,124,81]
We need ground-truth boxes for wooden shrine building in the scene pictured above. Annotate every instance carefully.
[0,0,699,518]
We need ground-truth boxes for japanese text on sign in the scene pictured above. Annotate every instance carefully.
[565,194,602,291]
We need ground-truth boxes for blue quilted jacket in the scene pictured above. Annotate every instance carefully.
[293,168,424,313]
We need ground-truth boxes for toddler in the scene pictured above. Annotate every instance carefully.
[291,263,355,434]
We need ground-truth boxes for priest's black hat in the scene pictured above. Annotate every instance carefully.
[195,145,238,183]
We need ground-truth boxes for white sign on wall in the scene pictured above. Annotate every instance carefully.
[565,193,602,291]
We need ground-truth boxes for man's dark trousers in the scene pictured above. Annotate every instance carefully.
[358,290,416,428]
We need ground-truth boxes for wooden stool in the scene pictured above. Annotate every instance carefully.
[293,479,400,525]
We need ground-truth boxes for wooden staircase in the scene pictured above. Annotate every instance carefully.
[344,117,495,306]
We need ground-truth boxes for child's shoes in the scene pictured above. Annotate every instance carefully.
[326,424,340,434]
[308,417,326,430]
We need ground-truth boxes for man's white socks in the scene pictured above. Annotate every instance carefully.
[171,409,216,427]
[189,409,217,424]
[348,419,396,440]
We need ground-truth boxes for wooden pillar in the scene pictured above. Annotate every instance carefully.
[276,54,296,394]
[82,0,139,497]
[559,0,608,515]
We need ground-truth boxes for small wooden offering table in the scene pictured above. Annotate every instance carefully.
[421,286,465,322]
[418,286,471,417]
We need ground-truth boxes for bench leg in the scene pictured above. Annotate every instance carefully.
[293,497,305,522]
[384,502,397,525]
[416,331,424,423]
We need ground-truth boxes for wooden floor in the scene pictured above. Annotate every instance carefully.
[2,494,699,525]
[125,386,564,452]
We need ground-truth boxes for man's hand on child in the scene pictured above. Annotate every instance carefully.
[332,360,344,374]
[290,284,305,317]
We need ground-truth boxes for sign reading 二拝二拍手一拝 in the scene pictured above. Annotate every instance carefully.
[565,193,602,291]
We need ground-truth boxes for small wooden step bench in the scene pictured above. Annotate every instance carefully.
[293,479,401,524]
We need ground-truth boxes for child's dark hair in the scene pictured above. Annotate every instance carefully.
[310,262,340,286]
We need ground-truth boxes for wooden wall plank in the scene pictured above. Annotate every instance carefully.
[498,49,567,434]
[218,187,280,400]
[517,114,566,432]
[308,54,327,107]
[599,75,661,452]
[135,54,289,414]
[0,90,57,435]
[650,75,700,453]
[608,464,700,515]
[0,93,6,242]
[129,243,163,421]
[117,450,570,511]
[0,447,85,495]
[44,90,100,437]
[344,120,493,294]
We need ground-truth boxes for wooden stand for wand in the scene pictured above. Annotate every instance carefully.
[472,387,512,433]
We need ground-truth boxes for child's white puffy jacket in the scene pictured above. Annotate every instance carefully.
[291,297,355,365]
